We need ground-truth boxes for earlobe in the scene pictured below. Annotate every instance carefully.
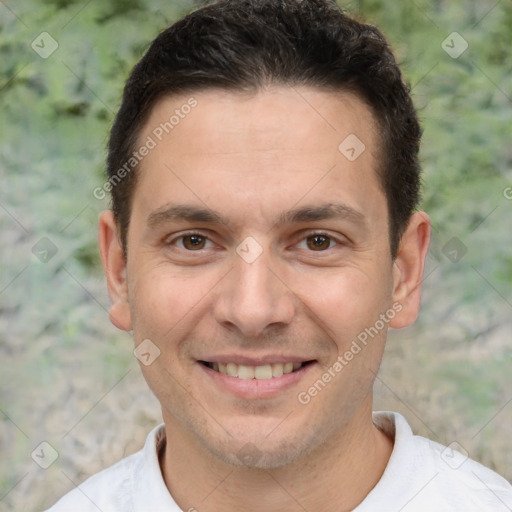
[98,210,133,332]
[389,211,431,329]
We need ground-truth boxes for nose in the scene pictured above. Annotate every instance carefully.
[212,248,296,338]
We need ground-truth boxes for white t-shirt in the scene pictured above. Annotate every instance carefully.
[44,411,512,511]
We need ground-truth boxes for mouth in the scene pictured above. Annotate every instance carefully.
[200,360,315,380]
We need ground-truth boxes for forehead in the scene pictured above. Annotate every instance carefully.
[143,87,378,154]
[132,86,384,230]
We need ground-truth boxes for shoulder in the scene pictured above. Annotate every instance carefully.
[43,450,139,512]
[414,434,512,509]
[43,424,167,512]
[366,412,512,511]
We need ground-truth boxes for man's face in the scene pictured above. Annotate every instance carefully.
[117,87,401,467]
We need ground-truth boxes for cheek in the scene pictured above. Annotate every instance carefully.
[293,266,392,343]
[128,263,228,346]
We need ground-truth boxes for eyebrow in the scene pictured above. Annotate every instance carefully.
[146,202,366,229]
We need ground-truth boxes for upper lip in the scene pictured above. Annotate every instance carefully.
[198,355,315,366]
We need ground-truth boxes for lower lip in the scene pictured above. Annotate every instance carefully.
[198,362,315,399]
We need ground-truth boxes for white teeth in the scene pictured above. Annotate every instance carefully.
[226,363,238,377]
[254,364,272,380]
[238,365,255,380]
[271,363,284,377]
[213,362,304,380]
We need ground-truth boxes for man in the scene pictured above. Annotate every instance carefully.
[46,0,512,510]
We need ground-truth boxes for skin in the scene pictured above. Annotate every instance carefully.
[99,87,431,512]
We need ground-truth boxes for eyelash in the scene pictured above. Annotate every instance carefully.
[166,231,342,252]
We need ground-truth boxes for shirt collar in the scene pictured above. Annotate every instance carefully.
[131,424,180,511]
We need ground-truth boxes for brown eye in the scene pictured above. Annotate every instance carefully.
[306,234,332,251]
[182,234,207,250]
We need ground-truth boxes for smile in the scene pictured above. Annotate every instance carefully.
[201,361,313,380]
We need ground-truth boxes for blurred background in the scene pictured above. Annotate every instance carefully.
[0,0,511,510]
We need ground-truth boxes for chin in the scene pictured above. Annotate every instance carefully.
[212,443,308,470]
[198,426,317,470]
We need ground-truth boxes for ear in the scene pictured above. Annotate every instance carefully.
[389,211,431,329]
[98,210,132,332]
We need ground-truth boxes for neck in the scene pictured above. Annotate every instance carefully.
[160,399,393,512]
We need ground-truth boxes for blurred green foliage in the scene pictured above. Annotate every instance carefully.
[359,1,512,315]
